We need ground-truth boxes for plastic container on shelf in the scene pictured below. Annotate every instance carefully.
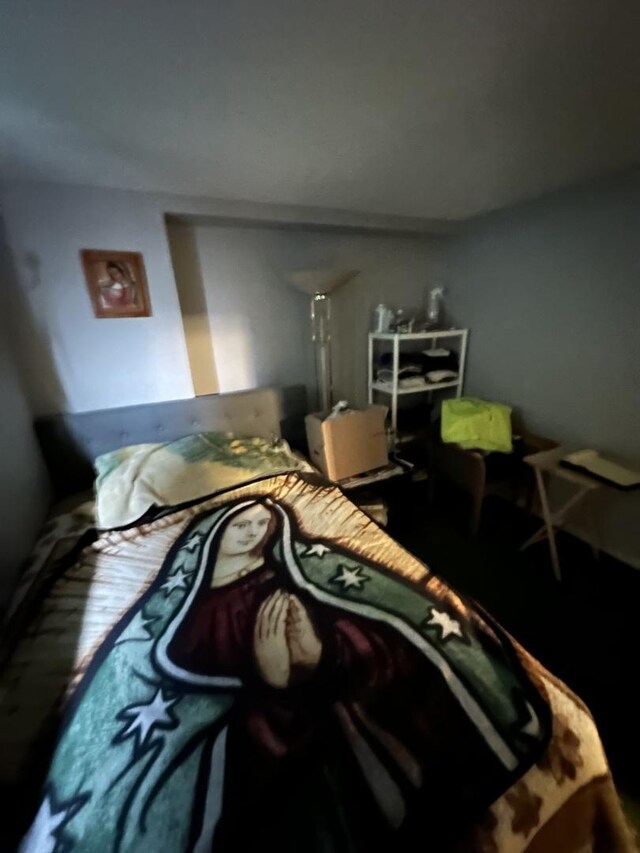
[425,286,445,328]
[373,304,394,333]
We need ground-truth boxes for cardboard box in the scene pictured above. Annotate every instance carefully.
[305,405,389,481]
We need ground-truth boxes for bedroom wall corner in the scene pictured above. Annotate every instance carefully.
[331,234,449,408]
[0,312,51,607]
[192,224,316,398]
[165,218,219,396]
[193,223,447,409]
[445,172,640,568]
[0,179,450,417]
[0,181,195,414]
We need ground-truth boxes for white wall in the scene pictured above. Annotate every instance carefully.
[193,226,314,394]
[190,224,446,407]
[330,234,448,407]
[1,180,447,414]
[0,182,194,414]
[447,174,640,566]
[166,221,219,396]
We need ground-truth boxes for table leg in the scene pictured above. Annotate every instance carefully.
[521,483,592,547]
[534,468,562,581]
[520,525,548,550]
[587,489,601,561]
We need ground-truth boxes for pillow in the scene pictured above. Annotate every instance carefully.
[94,432,308,529]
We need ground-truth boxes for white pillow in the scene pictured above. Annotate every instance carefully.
[94,432,306,528]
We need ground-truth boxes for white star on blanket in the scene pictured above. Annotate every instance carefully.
[160,567,190,596]
[115,610,158,644]
[425,608,464,640]
[331,564,370,591]
[119,689,177,748]
[303,543,331,558]
[183,532,205,552]
[21,795,72,853]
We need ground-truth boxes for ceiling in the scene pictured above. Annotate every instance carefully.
[1,0,639,221]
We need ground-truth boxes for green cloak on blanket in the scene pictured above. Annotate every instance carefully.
[21,486,550,853]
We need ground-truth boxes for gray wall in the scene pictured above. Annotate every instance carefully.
[0,313,50,605]
[1,182,195,414]
[1,180,446,414]
[330,234,447,407]
[192,225,315,396]
[447,174,640,566]
[166,221,220,397]
[189,223,446,408]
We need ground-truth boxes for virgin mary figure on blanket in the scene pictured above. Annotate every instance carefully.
[22,495,550,853]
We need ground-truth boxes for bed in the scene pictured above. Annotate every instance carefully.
[1,387,635,852]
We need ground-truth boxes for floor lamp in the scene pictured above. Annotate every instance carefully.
[289,270,358,411]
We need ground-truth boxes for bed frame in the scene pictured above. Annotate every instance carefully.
[35,386,308,499]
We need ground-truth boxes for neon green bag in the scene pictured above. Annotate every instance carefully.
[441,397,513,453]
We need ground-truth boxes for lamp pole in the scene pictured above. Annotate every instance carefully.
[288,270,358,412]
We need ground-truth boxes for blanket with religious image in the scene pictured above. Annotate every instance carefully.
[4,472,634,852]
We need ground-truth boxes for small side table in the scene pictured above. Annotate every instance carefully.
[520,448,604,581]
[339,462,410,528]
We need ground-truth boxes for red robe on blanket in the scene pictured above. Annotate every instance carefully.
[166,561,518,850]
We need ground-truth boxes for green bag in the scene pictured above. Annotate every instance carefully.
[441,397,513,453]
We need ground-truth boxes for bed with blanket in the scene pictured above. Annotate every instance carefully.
[1,388,634,852]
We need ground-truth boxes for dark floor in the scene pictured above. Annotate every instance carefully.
[386,482,639,809]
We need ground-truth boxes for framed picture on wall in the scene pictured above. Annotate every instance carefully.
[81,249,152,318]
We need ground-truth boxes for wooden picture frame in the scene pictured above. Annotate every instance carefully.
[81,249,152,318]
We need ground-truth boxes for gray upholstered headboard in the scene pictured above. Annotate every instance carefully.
[36,385,308,499]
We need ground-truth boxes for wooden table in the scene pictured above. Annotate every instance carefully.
[338,462,410,528]
[520,447,604,581]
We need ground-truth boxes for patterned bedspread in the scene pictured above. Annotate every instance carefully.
[1,472,634,851]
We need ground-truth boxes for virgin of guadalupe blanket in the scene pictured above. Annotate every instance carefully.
[17,472,555,852]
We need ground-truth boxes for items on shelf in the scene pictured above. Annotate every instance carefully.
[424,285,445,328]
[423,347,458,373]
[375,348,459,386]
[393,310,415,333]
[373,303,394,333]
[373,287,448,335]
[368,328,469,450]
[425,369,458,383]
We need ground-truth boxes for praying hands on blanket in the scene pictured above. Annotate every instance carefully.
[253,590,323,688]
